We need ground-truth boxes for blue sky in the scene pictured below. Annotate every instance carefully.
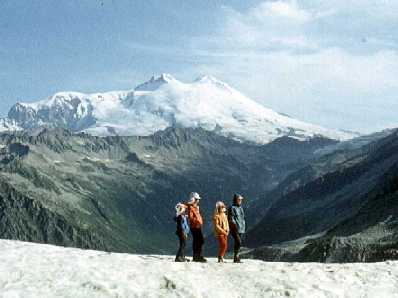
[1,0,398,133]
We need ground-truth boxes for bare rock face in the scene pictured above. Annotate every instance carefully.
[0,180,108,250]
[0,127,333,254]
[7,95,96,132]
[244,130,398,263]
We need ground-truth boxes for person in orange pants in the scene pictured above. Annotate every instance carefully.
[213,201,230,263]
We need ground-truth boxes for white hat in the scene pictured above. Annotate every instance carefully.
[216,201,225,208]
[189,192,201,202]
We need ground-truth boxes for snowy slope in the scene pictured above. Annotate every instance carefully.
[1,74,357,144]
[0,240,397,298]
[0,118,22,132]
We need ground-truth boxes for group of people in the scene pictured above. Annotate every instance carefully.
[174,192,246,263]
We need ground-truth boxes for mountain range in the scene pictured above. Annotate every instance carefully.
[0,74,396,263]
[244,129,398,262]
[0,127,335,253]
[0,74,356,144]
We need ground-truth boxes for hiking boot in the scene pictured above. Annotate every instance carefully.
[192,256,201,262]
[175,256,185,262]
[193,256,207,263]
[218,257,224,263]
[234,256,242,263]
[199,256,207,263]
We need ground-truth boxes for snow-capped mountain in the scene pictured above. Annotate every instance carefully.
[0,74,357,144]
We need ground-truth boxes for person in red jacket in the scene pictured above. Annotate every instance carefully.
[186,192,207,262]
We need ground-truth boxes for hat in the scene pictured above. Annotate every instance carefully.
[216,201,225,208]
[233,193,244,204]
[189,192,201,202]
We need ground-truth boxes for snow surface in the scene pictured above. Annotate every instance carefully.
[1,74,357,144]
[0,118,22,132]
[0,240,397,298]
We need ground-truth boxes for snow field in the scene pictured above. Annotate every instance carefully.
[0,240,397,298]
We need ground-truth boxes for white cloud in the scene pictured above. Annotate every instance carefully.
[216,1,317,52]
[188,0,398,133]
[252,1,312,22]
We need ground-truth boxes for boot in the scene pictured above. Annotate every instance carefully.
[198,256,207,263]
[233,254,242,263]
[175,256,185,262]
[218,256,224,263]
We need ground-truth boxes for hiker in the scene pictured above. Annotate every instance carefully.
[213,201,229,263]
[174,203,190,262]
[228,194,246,263]
[186,192,207,262]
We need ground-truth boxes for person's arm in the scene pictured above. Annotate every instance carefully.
[187,206,194,223]
[225,218,230,234]
[197,211,203,226]
[229,207,238,229]
[213,216,227,235]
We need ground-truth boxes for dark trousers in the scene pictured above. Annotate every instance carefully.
[191,228,204,258]
[231,229,243,257]
[175,232,186,260]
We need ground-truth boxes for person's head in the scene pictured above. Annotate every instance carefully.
[188,192,201,206]
[215,201,226,214]
[233,194,244,206]
[175,203,187,216]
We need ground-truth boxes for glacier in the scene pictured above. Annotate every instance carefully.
[0,74,357,144]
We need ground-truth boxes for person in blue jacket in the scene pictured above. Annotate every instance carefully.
[174,203,190,262]
[228,194,246,263]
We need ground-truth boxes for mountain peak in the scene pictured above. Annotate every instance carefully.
[195,74,220,83]
[157,73,176,82]
[194,75,234,92]
[134,73,177,91]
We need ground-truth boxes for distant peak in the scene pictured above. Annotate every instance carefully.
[157,73,176,83]
[52,91,85,98]
[147,73,176,83]
[195,75,220,83]
[135,73,177,91]
[194,75,234,92]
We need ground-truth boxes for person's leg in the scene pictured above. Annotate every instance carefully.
[191,229,199,259]
[220,235,228,258]
[175,233,185,262]
[198,228,205,258]
[231,229,242,262]
[181,234,186,259]
[239,233,244,246]
[217,236,223,259]
[236,233,244,263]
[217,235,227,261]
